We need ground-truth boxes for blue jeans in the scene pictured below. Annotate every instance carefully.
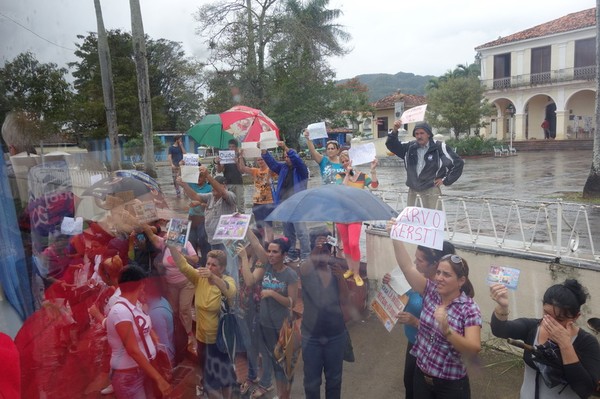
[283,222,310,259]
[111,368,155,399]
[302,331,346,399]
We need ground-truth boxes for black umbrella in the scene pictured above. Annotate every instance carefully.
[265,184,397,223]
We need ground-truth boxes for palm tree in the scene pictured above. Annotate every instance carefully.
[93,0,120,171]
[129,0,155,175]
[583,1,600,198]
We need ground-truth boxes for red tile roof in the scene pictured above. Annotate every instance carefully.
[475,8,596,50]
[371,92,427,109]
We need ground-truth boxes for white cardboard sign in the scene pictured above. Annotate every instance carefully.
[400,104,427,124]
[218,150,236,164]
[348,142,376,166]
[306,122,328,140]
[389,206,445,250]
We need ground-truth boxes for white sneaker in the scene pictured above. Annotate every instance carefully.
[284,255,299,264]
[100,384,114,395]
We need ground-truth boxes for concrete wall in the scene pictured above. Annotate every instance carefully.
[366,229,600,342]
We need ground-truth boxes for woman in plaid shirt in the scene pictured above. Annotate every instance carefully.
[391,235,482,399]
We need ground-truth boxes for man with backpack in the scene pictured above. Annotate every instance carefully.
[386,121,464,210]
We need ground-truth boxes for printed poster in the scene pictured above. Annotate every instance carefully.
[371,283,408,332]
[487,266,521,290]
[213,213,252,241]
[166,218,192,249]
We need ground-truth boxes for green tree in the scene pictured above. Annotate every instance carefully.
[0,52,73,140]
[426,64,492,139]
[69,30,203,140]
[329,77,374,134]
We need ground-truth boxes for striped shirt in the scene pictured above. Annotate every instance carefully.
[410,279,482,380]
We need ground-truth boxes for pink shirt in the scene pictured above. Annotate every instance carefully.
[156,237,197,284]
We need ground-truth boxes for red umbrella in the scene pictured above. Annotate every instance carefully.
[220,105,279,142]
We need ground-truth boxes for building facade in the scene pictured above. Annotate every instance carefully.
[475,8,596,141]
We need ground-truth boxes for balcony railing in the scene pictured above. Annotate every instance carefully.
[483,66,597,90]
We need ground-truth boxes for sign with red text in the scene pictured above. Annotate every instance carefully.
[371,283,408,332]
[400,104,427,124]
[390,206,445,250]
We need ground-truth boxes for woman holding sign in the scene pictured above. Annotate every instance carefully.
[489,279,600,399]
[303,129,344,185]
[390,230,481,399]
[382,241,456,399]
[335,151,378,287]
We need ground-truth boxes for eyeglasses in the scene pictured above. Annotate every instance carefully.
[441,254,465,274]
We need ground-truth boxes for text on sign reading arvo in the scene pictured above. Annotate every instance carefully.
[389,206,445,250]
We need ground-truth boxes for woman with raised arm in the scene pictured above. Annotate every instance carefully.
[490,279,600,399]
[240,231,299,399]
[391,228,481,399]
[382,241,456,399]
[303,129,344,185]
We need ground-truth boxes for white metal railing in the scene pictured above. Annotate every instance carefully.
[373,190,600,268]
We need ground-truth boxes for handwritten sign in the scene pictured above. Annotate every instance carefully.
[259,131,278,149]
[241,142,261,159]
[181,165,199,183]
[348,142,376,166]
[390,206,445,250]
[400,104,427,124]
[219,150,236,164]
[183,153,199,166]
[306,122,328,140]
[371,283,408,332]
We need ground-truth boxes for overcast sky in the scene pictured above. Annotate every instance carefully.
[0,0,596,80]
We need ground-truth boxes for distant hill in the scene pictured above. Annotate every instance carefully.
[338,72,435,102]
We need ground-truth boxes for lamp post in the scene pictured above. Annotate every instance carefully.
[506,104,515,149]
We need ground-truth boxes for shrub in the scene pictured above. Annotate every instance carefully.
[446,136,501,156]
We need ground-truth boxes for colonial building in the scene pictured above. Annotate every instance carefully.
[475,8,595,141]
[370,91,427,138]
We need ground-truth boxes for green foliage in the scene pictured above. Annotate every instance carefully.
[123,135,165,157]
[0,52,73,139]
[69,30,203,140]
[446,136,501,156]
[426,65,493,139]
[338,72,435,102]
[329,78,374,132]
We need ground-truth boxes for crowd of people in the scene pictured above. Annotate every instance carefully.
[2,112,600,399]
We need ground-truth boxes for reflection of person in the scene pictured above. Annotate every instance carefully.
[391,233,481,398]
[386,121,464,210]
[261,141,310,263]
[216,139,245,212]
[237,151,276,244]
[490,279,600,398]
[177,166,236,251]
[335,151,378,287]
[187,168,212,266]
[541,119,551,140]
[106,265,172,398]
[383,242,456,399]
[170,248,237,399]
[300,229,349,399]
[243,233,299,399]
[303,130,344,185]
[168,135,186,198]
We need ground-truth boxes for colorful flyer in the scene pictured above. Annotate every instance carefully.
[371,283,408,332]
[166,218,192,249]
[132,201,158,223]
[212,213,252,241]
[487,266,521,290]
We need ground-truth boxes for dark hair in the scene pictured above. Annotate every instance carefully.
[326,140,340,149]
[270,237,291,254]
[228,139,239,147]
[214,175,227,185]
[439,254,475,298]
[309,228,331,250]
[119,264,147,293]
[173,135,182,142]
[543,279,588,319]
[417,241,456,265]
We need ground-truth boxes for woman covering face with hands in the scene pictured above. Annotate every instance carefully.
[490,279,600,399]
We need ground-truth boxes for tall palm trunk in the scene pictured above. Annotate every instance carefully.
[129,0,155,176]
[583,2,600,198]
[94,0,120,170]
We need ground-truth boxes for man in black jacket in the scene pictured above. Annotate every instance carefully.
[386,121,464,209]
